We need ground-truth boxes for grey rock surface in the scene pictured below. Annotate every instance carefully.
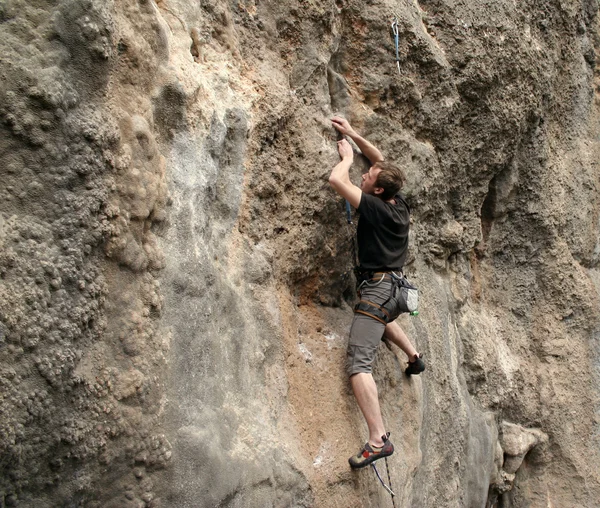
[1,0,600,507]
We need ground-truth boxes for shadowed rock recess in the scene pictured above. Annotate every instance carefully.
[1,0,600,507]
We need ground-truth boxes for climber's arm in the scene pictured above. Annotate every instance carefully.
[329,139,362,208]
[332,116,384,165]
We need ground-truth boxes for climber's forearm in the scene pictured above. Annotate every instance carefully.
[329,157,361,208]
[347,132,384,165]
[329,157,353,186]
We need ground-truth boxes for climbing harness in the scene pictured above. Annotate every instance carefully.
[356,271,387,292]
[354,299,391,325]
[354,271,419,323]
[376,271,417,316]
[354,272,396,324]
[371,458,397,507]
[391,17,401,75]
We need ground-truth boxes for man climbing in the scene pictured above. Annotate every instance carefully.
[329,116,425,469]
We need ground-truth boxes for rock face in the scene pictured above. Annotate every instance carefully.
[1,0,600,507]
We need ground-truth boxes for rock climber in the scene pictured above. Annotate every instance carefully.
[329,116,425,468]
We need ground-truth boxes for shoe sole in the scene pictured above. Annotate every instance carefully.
[349,449,394,469]
[405,362,425,376]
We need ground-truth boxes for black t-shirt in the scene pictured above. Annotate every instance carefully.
[356,192,410,271]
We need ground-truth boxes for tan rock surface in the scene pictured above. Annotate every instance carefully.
[1,0,600,507]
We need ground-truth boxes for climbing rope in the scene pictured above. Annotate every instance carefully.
[340,208,358,287]
[371,461,396,505]
[391,17,401,75]
[371,459,397,507]
[385,457,397,508]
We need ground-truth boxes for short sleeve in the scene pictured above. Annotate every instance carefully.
[358,193,393,225]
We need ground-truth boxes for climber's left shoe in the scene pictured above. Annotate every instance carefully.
[348,433,394,469]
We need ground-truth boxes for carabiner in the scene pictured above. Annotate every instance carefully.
[391,17,399,36]
[391,16,401,74]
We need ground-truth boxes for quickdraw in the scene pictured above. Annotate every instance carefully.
[345,200,352,224]
[391,17,401,75]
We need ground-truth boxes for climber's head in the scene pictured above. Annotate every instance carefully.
[361,161,405,200]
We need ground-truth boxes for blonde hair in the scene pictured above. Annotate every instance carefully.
[373,161,405,200]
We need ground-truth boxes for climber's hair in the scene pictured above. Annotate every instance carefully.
[373,161,405,200]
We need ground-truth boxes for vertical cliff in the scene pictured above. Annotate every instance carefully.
[1,0,600,507]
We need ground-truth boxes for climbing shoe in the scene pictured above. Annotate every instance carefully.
[405,353,425,376]
[348,433,394,469]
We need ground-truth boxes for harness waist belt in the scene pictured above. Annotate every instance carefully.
[357,270,403,281]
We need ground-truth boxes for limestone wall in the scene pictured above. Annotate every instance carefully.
[1,0,599,506]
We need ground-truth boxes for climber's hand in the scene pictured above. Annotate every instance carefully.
[332,116,355,137]
[337,139,354,161]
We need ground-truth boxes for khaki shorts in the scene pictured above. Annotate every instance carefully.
[347,277,402,376]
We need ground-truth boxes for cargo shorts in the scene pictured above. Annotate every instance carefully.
[347,276,403,376]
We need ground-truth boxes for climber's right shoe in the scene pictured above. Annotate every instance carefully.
[405,353,425,376]
[348,433,394,469]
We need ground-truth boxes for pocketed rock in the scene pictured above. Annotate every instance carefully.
[439,219,464,251]
[2,0,600,507]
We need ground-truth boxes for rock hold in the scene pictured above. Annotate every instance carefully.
[500,421,548,475]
